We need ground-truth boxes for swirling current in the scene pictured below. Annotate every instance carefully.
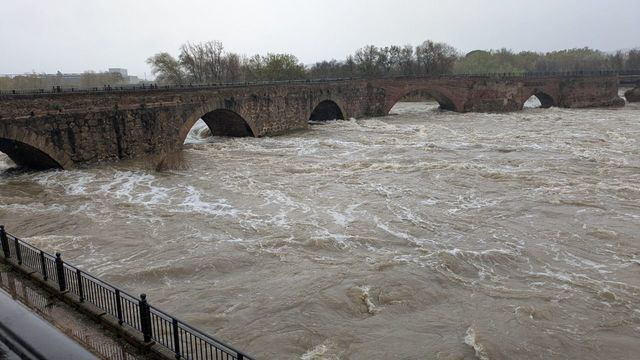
[1,98,639,359]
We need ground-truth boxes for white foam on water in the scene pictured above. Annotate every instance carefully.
[178,186,240,218]
[260,189,311,213]
[0,153,14,170]
[2,203,67,214]
[359,285,379,315]
[185,119,212,144]
[326,203,361,227]
[327,209,349,227]
[33,169,172,208]
[447,194,499,214]
[310,229,353,249]
[389,101,440,115]
[526,268,573,283]
[67,173,96,195]
[98,171,170,205]
[464,327,490,360]
[523,96,543,109]
[23,234,88,252]
[300,342,338,360]
[373,217,411,241]
[443,247,517,258]
[555,251,609,273]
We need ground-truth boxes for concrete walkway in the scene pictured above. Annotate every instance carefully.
[0,287,98,359]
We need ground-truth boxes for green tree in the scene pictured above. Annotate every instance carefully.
[455,49,526,74]
[146,52,185,84]
[243,53,306,81]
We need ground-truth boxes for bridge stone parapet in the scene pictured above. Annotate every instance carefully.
[0,74,624,169]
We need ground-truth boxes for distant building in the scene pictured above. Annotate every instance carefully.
[1,67,142,90]
[108,68,128,78]
[108,68,140,84]
[126,75,141,84]
[49,71,84,87]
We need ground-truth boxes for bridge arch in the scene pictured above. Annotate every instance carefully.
[179,108,256,144]
[523,91,556,109]
[385,87,459,114]
[0,128,72,169]
[309,100,345,121]
[201,109,255,137]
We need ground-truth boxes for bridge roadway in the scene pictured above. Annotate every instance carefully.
[0,73,625,169]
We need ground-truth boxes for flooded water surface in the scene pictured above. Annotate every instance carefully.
[1,101,639,359]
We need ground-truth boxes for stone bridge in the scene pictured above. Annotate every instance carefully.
[0,73,624,169]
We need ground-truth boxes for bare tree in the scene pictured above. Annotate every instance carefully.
[415,41,458,75]
[223,53,242,82]
[626,49,640,70]
[202,41,224,82]
[179,42,208,83]
[354,45,381,77]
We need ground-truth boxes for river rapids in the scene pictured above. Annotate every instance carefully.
[1,98,639,359]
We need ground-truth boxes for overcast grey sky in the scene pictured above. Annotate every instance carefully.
[2,0,638,78]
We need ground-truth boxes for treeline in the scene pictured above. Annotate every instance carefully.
[147,40,640,84]
[146,41,306,84]
[0,71,125,91]
[455,48,640,74]
[147,40,459,83]
[3,41,639,90]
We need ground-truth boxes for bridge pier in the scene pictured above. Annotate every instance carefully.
[625,87,640,102]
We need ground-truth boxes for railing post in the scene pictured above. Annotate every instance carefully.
[0,225,9,258]
[172,318,181,359]
[55,253,67,292]
[238,353,245,360]
[76,268,84,302]
[139,294,152,342]
[14,237,22,265]
[40,250,48,280]
[115,289,123,325]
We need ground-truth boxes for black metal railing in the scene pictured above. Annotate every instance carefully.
[0,225,253,360]
[1,69,639,97]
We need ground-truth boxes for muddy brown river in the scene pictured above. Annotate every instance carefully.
[1,99,639,359]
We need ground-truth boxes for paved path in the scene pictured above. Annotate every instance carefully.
[0,288,98,360]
